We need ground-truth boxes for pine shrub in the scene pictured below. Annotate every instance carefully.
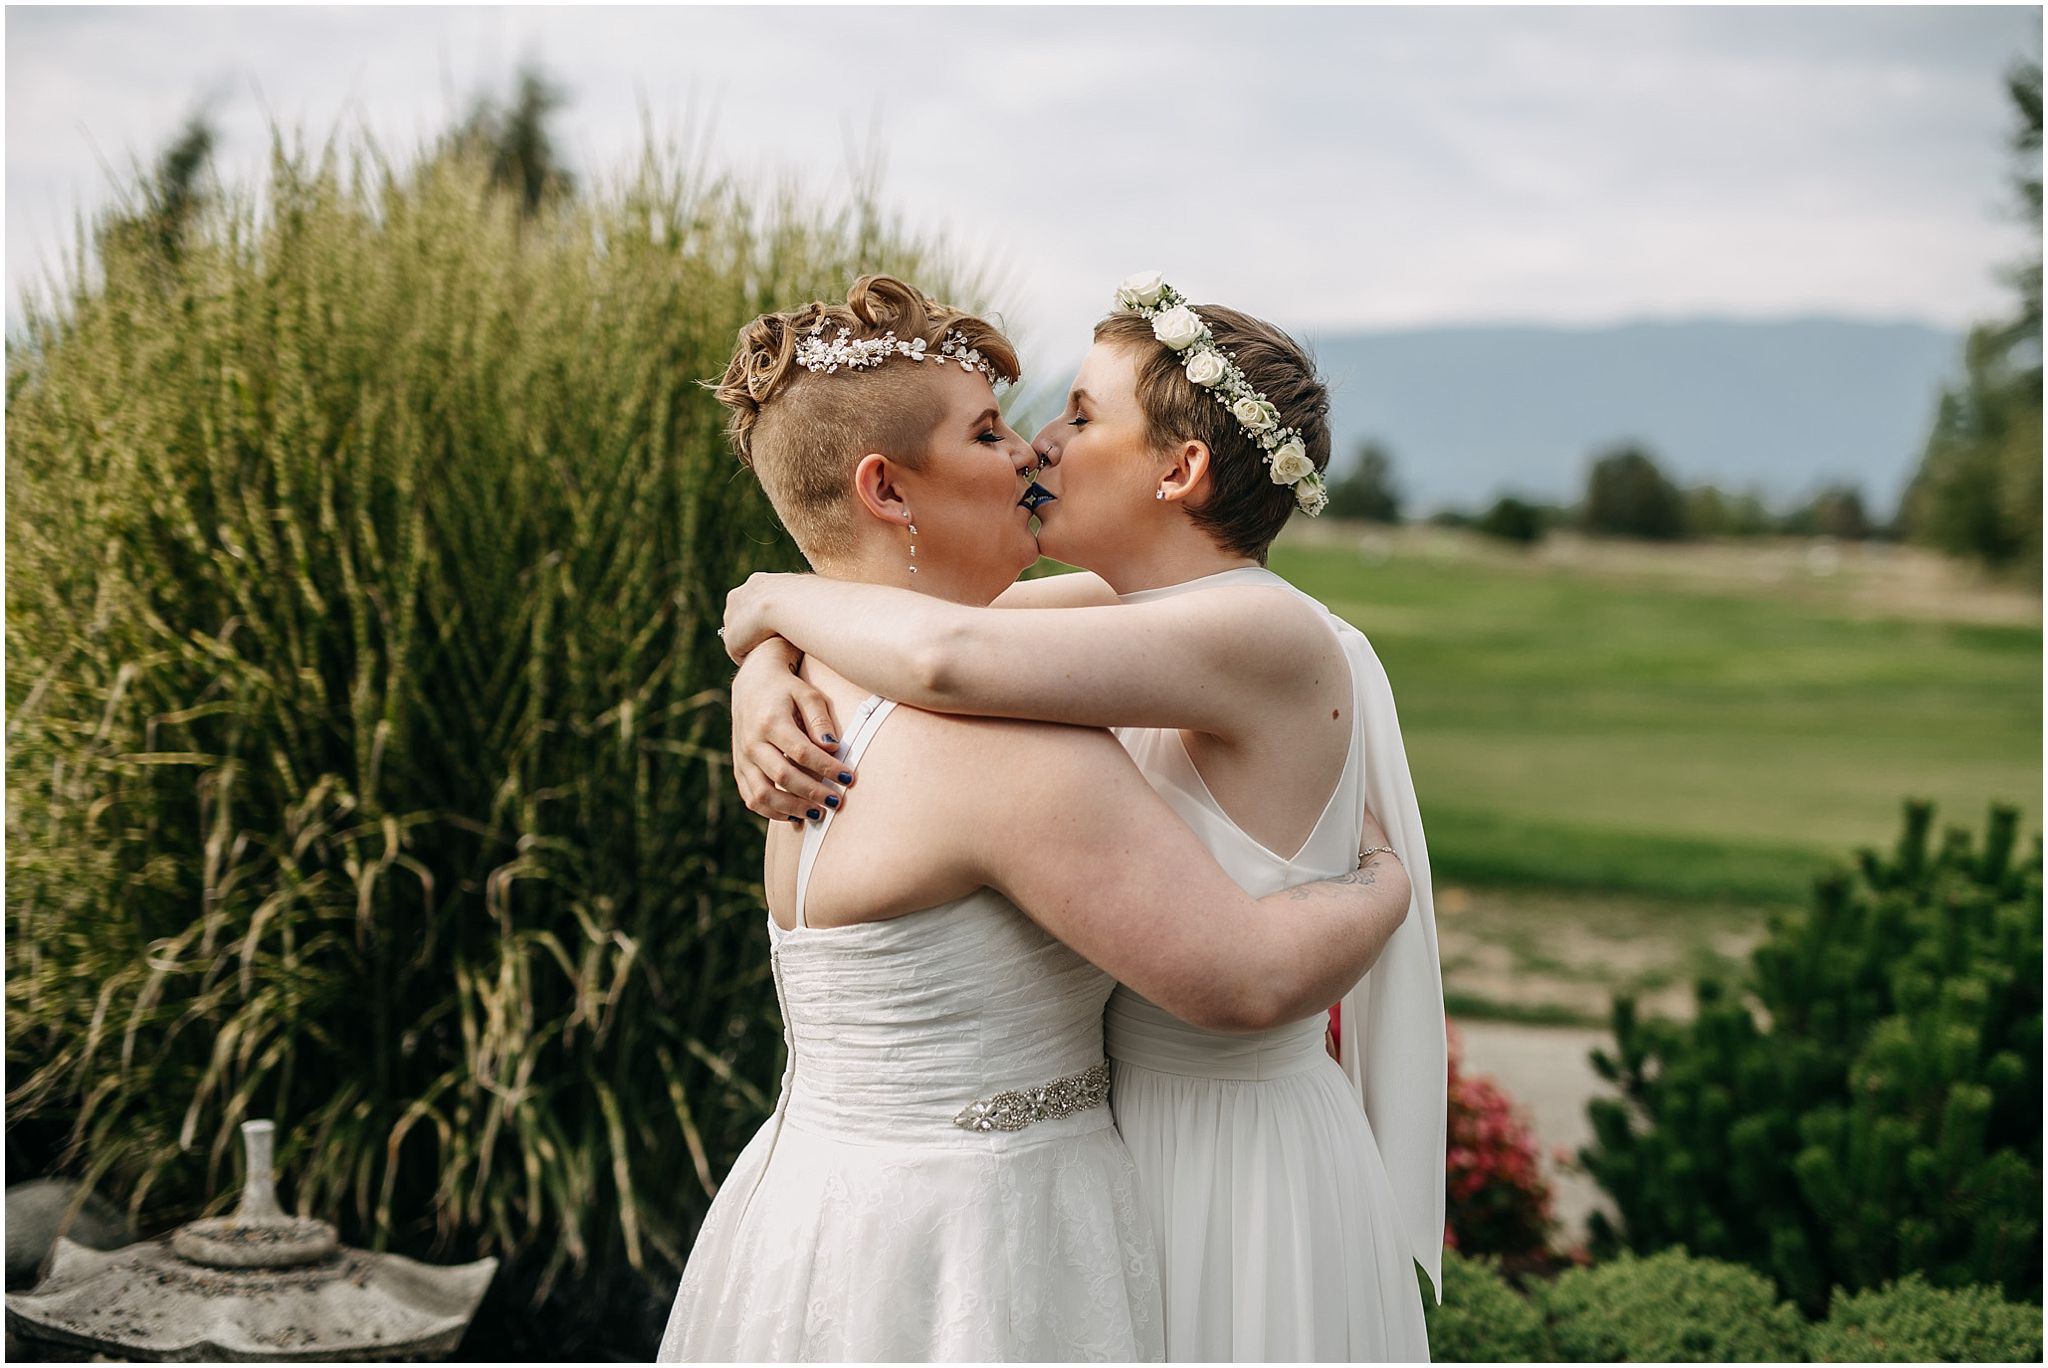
[1476,495,1546,546]
[1534,1248,1809,1362]
[1807,1272,2044,1363]
[1581,445,1686,540]
[5,120,985,1341]
[1581,801,2042,1315]
[1419,1248,1553,1362]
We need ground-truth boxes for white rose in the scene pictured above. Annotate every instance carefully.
[1116,270,1166,309]
[1183,349,1228,387]
[1295,479,1328,515]
[1268,442,1314,486]
[1232,396,1278,431]
[1151,306,1205,351]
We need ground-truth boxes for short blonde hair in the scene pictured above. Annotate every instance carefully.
[713,275,1021,561]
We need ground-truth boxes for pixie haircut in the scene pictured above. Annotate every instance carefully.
[713,275,1021,562]
[1093,306,1331,563]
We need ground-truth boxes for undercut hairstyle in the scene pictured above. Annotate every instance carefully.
[1094,306,1331,563]
[712,275,1021,562]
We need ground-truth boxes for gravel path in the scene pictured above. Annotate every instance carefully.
[1453,1020,1623,1250]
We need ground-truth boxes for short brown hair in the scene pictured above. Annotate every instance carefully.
[713,275,1020,561]
[1093,306,1330,562]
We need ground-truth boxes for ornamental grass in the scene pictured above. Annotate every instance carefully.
[5,121,987,1320]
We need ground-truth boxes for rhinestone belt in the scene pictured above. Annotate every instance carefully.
[952,1061,1112,1133]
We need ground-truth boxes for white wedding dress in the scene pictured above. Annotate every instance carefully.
[1108,567,1446,1362]
[658,695,1164,1362]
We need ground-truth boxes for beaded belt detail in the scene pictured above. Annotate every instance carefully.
[952,1061,1112,1133]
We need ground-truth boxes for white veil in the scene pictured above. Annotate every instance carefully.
[1328,616,1448,1307]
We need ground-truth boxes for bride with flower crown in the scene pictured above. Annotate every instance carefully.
[725,272,1445,1360]
[661,276,1419,1361]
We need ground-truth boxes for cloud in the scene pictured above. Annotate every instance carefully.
[7,4,2037,354]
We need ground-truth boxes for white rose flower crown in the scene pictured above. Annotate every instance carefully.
[1112,272,1329,516]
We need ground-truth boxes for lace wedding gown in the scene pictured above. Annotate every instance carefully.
[658,695,1163,1362]
[1109,567,1446,1362]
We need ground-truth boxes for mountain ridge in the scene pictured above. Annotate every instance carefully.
[1288,315,1963,516]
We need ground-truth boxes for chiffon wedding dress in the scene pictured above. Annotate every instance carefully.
[1108,566,1446,1362]
[657,694,1163,1362]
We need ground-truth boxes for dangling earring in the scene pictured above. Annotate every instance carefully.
[905,509,919,576]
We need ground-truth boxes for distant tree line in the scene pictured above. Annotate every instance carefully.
[1321,437,1882,549]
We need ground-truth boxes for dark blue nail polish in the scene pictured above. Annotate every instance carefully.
[788,816,802,827]
[824,795,839,809]
[821,734,838,745]
[837,772,853,785]
[807,808,822,821]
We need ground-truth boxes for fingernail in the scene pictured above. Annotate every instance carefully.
[821,733,838,745]
[824,795,840,809]
[807,808,822,821]
[836,772,853,785]
[788,816,802,827]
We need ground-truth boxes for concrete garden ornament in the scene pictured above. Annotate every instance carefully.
[6,1119,497,1361]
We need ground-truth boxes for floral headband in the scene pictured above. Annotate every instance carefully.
[792,322,1008,391]
[1111,272,1327,516]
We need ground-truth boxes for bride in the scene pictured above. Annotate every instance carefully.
[724,273,1445,1360]
[660,276,1416,1361]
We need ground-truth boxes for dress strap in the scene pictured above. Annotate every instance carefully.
[792,694,899,929]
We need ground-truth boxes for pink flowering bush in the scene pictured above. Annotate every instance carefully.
[1443,1017,1558,1260]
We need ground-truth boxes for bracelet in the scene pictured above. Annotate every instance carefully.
[1359,845,1399,865]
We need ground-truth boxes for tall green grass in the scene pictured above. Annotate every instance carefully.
[5,124,986,1318]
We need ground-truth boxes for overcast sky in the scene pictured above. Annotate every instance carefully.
[6,5,2041,358]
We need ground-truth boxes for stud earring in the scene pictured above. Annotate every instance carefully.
[1155,490,1166,501]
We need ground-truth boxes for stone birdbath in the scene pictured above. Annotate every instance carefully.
[6,1119,497,1361]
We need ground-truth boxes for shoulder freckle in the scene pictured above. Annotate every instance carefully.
[1332,709,1339,719]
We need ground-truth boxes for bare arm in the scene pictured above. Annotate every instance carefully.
[992,567,1119,609]
[723,572,1334,735]
[945,719,1409,1032]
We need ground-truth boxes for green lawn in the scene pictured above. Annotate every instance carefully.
[1266,536,2041,905]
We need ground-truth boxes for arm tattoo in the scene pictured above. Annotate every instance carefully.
[1286,865,1379,899]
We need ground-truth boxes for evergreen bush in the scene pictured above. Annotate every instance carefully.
[1900,60,2041,580]
[1322,440,1403,523]
[1807,1272,2044,1363]
[1580,444,1686,541]
[1418,1248,1553,1362]
[1581,801,2042,1315]
[5,120,983,1343]
[1476,495,1545,545]
[1534,1248,1808,1362]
